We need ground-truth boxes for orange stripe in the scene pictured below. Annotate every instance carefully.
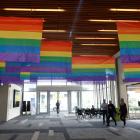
[124,63,140,68]
[117,22,140,34]
[41,41,72,51]
[0,23,43,32]
[0,17,44,24]
[72,56,114,64]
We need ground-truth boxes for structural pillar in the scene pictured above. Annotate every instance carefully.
[47,91,50,114]
[67,91,71,113]
[116,57,127,107]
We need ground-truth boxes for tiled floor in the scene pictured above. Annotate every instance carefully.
[0,114,140,140]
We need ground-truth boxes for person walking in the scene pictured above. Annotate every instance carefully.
[101,99,108,125]
[56,100,60,114]
[107,100,117,126]
[120,98,127,127]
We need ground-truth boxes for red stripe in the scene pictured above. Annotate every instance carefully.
[117,22,140,34]
[41,41,72,51]
[72,56,114,64]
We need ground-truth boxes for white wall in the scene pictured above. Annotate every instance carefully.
[6,84,22,121]
[0,85,9,121]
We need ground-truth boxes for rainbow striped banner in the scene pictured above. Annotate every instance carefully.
[117,22,140,63]
[0,17,43,62]
[0,61,5,72]
[0,72,22,84]
[117,22,140,82]
[68,56,115,81]
[6,41,72,74]
[123,63,140,82]
[20,72,30,80]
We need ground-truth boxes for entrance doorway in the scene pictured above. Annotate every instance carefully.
[39,92,48,113]
[50,92,68,113]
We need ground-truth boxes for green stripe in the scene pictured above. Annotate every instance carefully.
[0,68,5,72]
[72,69,106,73]
[20,75,30,78]
[120,41,140,48]
[0,38,41,47]
[40,56,71,62]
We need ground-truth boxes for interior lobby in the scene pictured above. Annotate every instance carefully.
[0,0,140,140]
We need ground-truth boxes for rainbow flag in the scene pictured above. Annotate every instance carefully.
[123,63,140,82]
[68,56,115,81]
[0,72,21,84]
[0,61,5,72]
[117,22,140,82]
[6,41,72,73]
[0,17,43,62]
[117,22,140,63]
[20,72,30,80]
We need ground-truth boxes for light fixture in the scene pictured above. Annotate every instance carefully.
[88,19,139,22]
[43,30,66,33]
[81,44,117,46]
[3,8,66,12]
[98,29,118,32]
[75,37,116,40]
[110,8,140,12]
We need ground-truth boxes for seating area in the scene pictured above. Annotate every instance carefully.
[75,107,103,119]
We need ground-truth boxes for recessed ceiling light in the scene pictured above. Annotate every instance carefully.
[88,19,139,22]
[98,30,118,32]
[110,8,140,12]
[81,44,117,46]
[3,8,66,12]
[75,37,116,40]
[43,30,66,33]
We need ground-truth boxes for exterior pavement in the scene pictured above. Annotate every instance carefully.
[0,114,140,140]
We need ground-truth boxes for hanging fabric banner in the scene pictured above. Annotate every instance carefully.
[117,22,140,63]
[0,17,43,62]
[68,56,115,81]
[117,22,140,82]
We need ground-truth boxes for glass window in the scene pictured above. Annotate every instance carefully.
[71,91,78,112]
[82,91,94,108]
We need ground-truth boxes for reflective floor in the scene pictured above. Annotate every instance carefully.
[0,114,140,140]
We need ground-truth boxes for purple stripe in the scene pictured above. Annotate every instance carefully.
[121,55,140,63]
[0,76,22,84]
[0,53,40,62]
[6,66,71,73]
[124,78,140,82]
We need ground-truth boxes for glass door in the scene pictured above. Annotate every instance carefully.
[39,92,47,113]
[59,92,68,111]
[50,92,58,112]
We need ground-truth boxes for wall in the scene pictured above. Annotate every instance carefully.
[0,85,9,121]
[6,84,22,121]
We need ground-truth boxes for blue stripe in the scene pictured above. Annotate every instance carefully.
[121,48,140,55]
[0,45,40,54]
[7,62,71,68]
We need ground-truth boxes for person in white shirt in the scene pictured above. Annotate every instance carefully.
[101,99,108,125]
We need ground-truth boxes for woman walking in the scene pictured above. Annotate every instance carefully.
[120,98,127,127]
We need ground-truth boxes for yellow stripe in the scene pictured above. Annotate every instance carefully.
[72,64,115,69]
[40,51,72,57]
[124,68,140,72]
[20,72,30,75]
[0,62,5,67]
[0,31,42,39]
[118,34,140,41]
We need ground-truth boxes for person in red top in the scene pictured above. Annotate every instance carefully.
[120,98,127,127]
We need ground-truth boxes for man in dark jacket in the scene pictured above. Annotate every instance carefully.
[120,98,127,127]
[107,100,117,126]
